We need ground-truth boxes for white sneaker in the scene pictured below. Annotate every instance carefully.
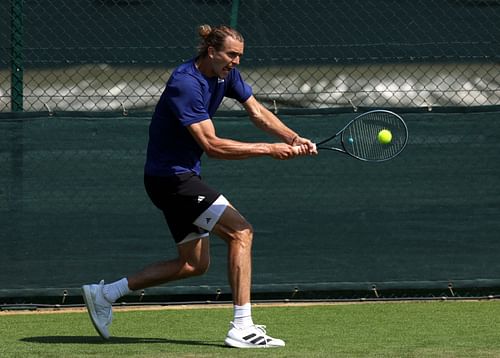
[224,322,286,348]
[82,280,113,340]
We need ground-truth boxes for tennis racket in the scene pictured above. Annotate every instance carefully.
[316,109,408,162]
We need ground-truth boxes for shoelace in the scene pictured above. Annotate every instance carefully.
[254,325,272,346]
[254,324,267,334]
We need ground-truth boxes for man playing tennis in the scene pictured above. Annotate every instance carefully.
[82,24,317,348]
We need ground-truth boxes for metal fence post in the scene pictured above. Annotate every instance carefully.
[11,0,24,112]
[230,0,240,29]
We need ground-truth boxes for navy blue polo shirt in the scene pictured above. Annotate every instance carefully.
[145,58,253,176]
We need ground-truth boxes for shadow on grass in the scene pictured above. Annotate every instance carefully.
[21,336,224,347]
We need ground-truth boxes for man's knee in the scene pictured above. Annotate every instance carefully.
[213,205,254,247]
[176,237,210,277]
[229,223,254,248]
[181,256,210,277]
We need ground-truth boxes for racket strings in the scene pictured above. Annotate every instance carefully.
[343,112,407,161]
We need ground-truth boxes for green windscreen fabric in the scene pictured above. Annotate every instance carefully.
[1,111,499,300]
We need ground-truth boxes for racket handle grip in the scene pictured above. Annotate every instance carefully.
[292,143,317,155]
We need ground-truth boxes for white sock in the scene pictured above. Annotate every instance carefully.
[233,303,254,328]
[102,278,132,303]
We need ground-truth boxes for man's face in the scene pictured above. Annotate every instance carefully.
[208,36,244,78]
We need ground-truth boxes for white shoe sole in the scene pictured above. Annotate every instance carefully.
[224,336,285,348]
[82,285,110,340]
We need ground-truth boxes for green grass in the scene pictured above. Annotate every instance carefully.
[1,301,500,357]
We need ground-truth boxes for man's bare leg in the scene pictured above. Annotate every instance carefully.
[213,205,286,348]
[212,205,253,306]
[127,237,210,290]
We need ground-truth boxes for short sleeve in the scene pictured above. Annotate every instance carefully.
[226,69,253,103]
[165,74,210,126]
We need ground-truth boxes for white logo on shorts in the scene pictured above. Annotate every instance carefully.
[197,195,205,203]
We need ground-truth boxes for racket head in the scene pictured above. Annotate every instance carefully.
[340,110,408,162]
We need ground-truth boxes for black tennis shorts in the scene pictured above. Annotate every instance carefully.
[144,173,223,244]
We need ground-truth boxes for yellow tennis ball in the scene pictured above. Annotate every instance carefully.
[378,129,392,144]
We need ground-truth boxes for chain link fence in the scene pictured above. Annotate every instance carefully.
[1,0,500,113]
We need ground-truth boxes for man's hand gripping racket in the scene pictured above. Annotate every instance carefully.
[314,109,408,162]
